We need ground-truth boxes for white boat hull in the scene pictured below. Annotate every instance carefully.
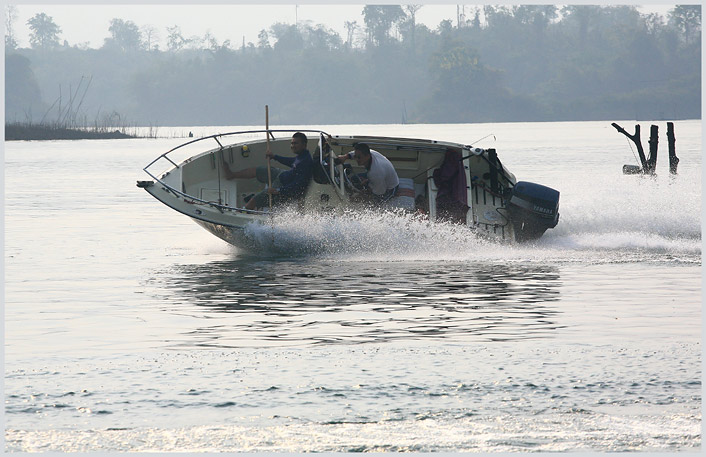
[138,129,560,248]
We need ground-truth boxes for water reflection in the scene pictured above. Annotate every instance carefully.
[149,259,563,347]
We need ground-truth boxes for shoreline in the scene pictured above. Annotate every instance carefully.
[5,123,139,141]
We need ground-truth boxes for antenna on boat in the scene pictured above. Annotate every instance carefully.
[266,105,273,210]
[470,133,496,146]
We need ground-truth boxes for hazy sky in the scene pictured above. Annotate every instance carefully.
[10,3,677,50]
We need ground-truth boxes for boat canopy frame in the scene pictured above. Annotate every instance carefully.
[142,129,332,215]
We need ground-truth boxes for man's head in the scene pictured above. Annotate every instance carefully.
[352,142,372,167]
[291,132,308,154]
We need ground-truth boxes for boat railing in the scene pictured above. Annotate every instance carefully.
[142,129,331,215]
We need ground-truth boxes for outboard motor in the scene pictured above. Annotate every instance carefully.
[506,181,560,242]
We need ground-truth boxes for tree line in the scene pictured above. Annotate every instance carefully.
[5,5,702,127]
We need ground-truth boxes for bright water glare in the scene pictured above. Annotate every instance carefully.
[4,120,701,452]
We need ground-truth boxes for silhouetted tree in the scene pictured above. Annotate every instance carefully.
[362,5,406,46]
[184,34,204,50]
[5,5,18,49]
[470,7,482,29]
[141,24,159,51]
[437,18,453,36]
[344,20,358,48]
[257,29,271,49]
[27,13,61,49]
[6,5,701,125]
[482,5,512,29]
[302,23,342,50]
[104,18,143,51]
[643,12,665,35]
[166,25,187,51]
[5,53,43,121]
[560,5,604,47]
[427,43,508,118]
[402,5,422,51]
[669,5,702,45]
[512,5,557,43]
[270,23,304,53]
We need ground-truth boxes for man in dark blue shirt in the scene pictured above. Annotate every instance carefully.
[222,132,313,210]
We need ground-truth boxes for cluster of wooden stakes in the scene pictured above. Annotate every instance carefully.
[612,121,679,176]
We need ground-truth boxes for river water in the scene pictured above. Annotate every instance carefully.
[4,120,702,452]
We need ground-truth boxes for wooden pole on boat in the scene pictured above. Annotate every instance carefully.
[266,105,272,210]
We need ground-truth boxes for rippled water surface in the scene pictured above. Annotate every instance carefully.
[5,121,702,452]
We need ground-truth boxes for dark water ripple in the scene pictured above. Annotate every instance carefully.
[146,259,564,347]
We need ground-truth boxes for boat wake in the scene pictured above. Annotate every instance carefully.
[237,203,700,264]
[228,164,702,264]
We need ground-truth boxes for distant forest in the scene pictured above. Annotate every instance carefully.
[5,5,702,127]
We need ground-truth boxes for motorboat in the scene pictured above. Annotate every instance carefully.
[137,129,560,247]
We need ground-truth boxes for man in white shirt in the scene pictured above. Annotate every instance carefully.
[336,142,399,203]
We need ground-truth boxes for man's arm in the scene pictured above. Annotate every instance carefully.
[273,155,295,168]
[335,151,354,164]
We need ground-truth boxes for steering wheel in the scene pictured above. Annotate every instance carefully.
[343,166,367,194]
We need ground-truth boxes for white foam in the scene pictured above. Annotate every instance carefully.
[235,205,699,264]
[228,164,702,263]
[7,412,700,452]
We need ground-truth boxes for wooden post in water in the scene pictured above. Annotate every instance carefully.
[612,123,649,174]
[647,124,658,174]
[667,122,679,175]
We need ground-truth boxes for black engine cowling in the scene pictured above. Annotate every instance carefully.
[506,181,560,242]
